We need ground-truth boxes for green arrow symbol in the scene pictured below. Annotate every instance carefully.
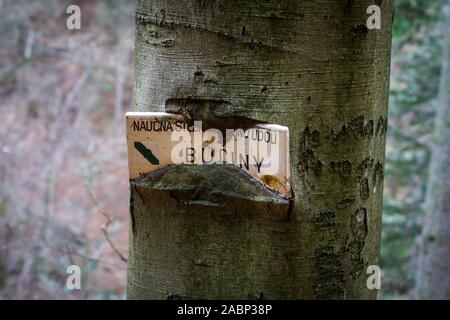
[134,142,159,165]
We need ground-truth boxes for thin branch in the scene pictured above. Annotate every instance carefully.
[85,187,128,263]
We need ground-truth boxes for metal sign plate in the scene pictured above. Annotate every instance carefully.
[126,112,291,197]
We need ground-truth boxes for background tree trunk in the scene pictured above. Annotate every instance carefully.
[416,6,450,300]
[128,0,393,299]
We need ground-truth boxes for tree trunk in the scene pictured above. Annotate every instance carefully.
[128,0,393,299]
[416,7,450,300]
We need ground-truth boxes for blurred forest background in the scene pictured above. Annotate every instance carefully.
[0,0,448,299]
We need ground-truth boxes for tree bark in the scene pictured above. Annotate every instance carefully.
[416,7,450,300]
[128,0,393,299]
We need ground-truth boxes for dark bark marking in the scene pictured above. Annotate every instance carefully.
[364,120,374,137]
[355,208,368,238]
[332,116,376,144]
[350,25,369,40]
[372,162,384,187]
[193,259,213,268]
[348,116,365,138]
[297,148,322,177]
[360,178,369,202]
[375,116,388,136]
[355,157,382,201]
[332,124,349,144]
[159,9,166,26]
[287,198,295,219]
[214,60,228,67]
[166,293,182,300]
[346,0,356,9]
[337,198,355,208]
[310,210,336,230]
[135,11,302,54]
[129,186,136,236]
[355,157,375,181]
[330,160,352,178]
[145,38,175,47]
[195,0,214,14]
[298,126,323,177]
[347,208,368,278]
[313,245,345,299]
[203,77,219,85]
[194,66,204,77]
[356,157,375,201]
[311,130,321,146]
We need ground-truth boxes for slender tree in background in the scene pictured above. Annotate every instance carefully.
[383,0,443,297]
[128,0,394,299]
[417,4,450,300]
